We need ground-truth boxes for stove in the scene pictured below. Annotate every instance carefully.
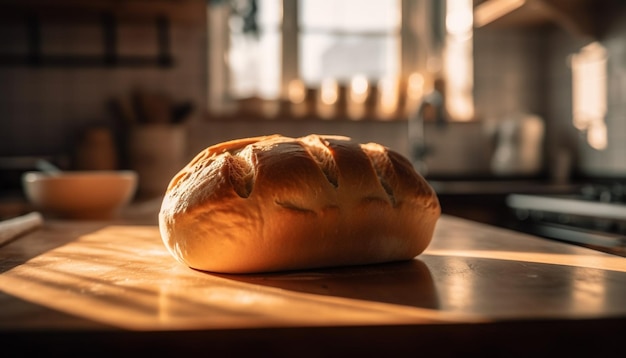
[506,182,626,257]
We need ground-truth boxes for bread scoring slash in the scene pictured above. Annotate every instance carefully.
[159,134,440,274]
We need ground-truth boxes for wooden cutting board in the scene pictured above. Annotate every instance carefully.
[0,222,480,330]
[2,215,626,331]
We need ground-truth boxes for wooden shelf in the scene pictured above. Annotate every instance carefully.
[0,0,208,68]
[0,0,207,25]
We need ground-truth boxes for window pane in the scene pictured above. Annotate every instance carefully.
[299,34,399,85]
[299,0,400,33]
[228,0,281,99]
[258,0,281,29]
[229,32,281,99]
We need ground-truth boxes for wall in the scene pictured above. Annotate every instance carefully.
[4,2,624,181]
[0,0,495,181]
[545,3,626,179]
[188,119,494,178]
[194,17,559,180]
[596,10,626,178]
[473,28,548,123]
[471,2,626,181]
[575,4,626,178]
[188,24,548,180]
[472,27,550,178]
[0,3,207,163]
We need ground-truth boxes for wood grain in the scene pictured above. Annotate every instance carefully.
[1,214,625,331]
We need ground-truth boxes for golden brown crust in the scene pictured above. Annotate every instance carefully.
[158,134,440,273]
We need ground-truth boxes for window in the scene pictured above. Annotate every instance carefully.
[227,0,282,99]
[298,0,400,86]
[571,41,608,150]
[209,0,474,121]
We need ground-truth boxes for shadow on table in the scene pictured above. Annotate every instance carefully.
[215,259,439,310]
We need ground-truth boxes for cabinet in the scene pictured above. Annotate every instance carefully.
[473,0,600,39]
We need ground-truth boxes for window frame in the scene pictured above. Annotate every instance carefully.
[208,0,453,120]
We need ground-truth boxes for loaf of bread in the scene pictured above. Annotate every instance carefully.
[158,134,440,274]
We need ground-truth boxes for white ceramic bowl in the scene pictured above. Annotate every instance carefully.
[22,170,138,220]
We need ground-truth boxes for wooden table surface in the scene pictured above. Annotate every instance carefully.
[1,199,625,356]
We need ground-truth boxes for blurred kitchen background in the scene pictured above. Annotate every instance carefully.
[1,0,625,254]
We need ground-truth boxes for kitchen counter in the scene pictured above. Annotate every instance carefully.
[0,200,625,356]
